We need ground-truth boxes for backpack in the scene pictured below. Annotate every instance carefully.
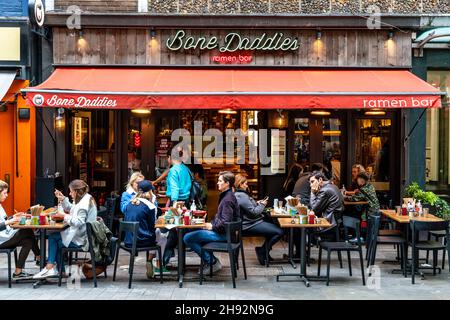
[188,169,203,209]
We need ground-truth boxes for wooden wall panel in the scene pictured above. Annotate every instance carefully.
[53,28,412,67]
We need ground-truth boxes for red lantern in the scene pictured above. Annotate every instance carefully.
[134,133,141,148]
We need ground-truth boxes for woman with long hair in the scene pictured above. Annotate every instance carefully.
[121,172,145,214]
[33,179,97,279]
[234,174,284,265]
[282,163,304,196]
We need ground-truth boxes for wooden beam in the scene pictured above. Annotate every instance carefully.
[44,12,421,29]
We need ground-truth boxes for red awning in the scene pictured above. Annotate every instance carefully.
[23,68,443,109]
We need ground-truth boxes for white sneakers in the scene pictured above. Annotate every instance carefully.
[32,267,58,279]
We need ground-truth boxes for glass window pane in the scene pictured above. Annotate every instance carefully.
[355,119,391,190]
[322,118,341,186]
[426,71,450,188]
[293,118,309,167]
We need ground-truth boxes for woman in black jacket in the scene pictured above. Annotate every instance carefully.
[234,174,284,266]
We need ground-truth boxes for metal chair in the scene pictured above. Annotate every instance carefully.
[200,220,247,288]
[58,222,101,287]
[366,214,407,277]
[0,248,17,288]
[410,220,450,284]
[426,228,449,270]
[112,221,163,289]
[317,216,366,286]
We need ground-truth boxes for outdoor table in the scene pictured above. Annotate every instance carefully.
[276,217,332,287]
[270,209,292,219]
[11,221,68,288]
[344,200,369,206]
[270,210,299,267]
[155,217,206,288]
[380,209,443,276]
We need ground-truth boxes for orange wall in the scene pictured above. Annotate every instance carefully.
[0,80,35,214]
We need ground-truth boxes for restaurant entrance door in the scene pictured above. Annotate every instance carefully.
[289,112,346,187]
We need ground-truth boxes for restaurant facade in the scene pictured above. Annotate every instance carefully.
[25,8,443,211]
[0,0,45,212]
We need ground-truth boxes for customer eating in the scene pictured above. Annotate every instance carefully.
[33,180,97,279]
[0,180,40,279]
[345,171,380,217]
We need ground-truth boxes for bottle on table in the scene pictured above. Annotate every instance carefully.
[341,185,346,196]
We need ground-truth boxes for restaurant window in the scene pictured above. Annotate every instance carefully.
[322,118,342,186]
[153,110,261,198]
[426,70,450,190]
[70,110,116,201]
[355,118,391,191]
[128,115,142,179]
[293,118,310,168]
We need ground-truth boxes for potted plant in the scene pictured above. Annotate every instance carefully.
[405,182,450,220]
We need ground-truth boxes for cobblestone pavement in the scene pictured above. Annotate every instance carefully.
[0,239,449,300]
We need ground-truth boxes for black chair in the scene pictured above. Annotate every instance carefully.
[200,220,247,288]
[308,224,343,268]
[426,229,449,270]
[410,220,450,284]
[58,222,101,287]
[113,221,163,289]
[0,248,17,288]
[366,214,407,277]
[317,216,366,286]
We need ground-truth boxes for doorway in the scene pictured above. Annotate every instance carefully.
[289,112,345,187]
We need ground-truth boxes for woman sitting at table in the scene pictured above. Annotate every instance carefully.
[33,179,97,279]
[121,172,145,214]
[345,164,366,195]
[183,171,240,275]
[124,180,167,278]
[0,180,40,279]
[234,174,283,265]
[345,172,380,218]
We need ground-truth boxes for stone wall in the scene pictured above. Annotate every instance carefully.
[53,0,450,14]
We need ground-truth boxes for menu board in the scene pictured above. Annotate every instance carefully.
[74,117,82,146]
[156,136,172,168]
[270,130,286,174]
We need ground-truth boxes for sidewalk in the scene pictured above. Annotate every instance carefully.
[0,240,449,300]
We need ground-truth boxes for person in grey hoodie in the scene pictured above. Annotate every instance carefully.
[234,174,283,266]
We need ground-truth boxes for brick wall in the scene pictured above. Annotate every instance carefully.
[53,0,450,14]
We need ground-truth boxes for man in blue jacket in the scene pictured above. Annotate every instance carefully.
[166,154,192,205]
[163,151,193,266]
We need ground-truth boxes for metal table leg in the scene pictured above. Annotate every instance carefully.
[33,230,47,289]
[277,228,327,287]
[177,229,184,288]
[288,228,296,269]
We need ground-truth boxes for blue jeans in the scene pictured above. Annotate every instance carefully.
[183,230,226,265]
[47,232,80,272]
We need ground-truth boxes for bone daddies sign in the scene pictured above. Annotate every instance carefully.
[26,92,441,110]
[166,30,300,64]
